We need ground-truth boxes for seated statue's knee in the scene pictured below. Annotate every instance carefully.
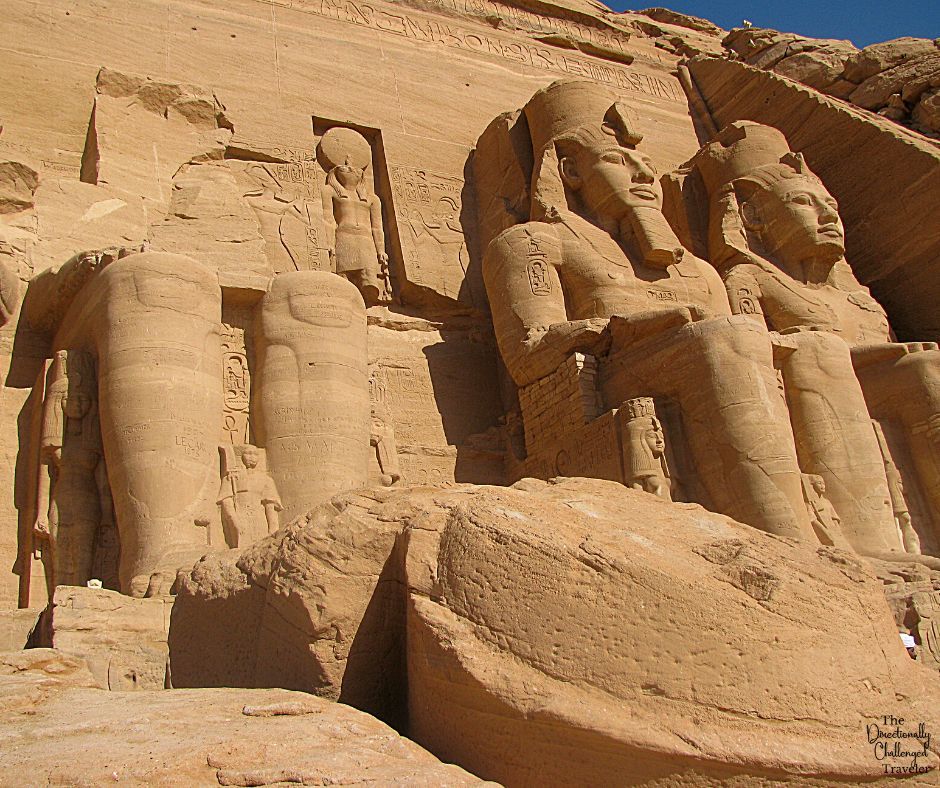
[683,316,773,362]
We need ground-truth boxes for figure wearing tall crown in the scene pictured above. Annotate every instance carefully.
[619,397,671,501]
[477,79,814,540]
[691,121,940,558]
[319,127,391,305]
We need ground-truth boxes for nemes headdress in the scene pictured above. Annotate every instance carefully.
[523,79,643,220]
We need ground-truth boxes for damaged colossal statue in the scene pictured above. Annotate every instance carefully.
[17,249,370,602]
[478,79,814,540]
[689,121,940,557]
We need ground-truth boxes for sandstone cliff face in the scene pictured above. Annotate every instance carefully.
[174,478,940,784]
[2,1,940,784]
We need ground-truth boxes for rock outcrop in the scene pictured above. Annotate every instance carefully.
[1,1,940,783]
[46,585,172,690]
[0,648,489,787]
[723,28,940,136]
[175,478,940,784]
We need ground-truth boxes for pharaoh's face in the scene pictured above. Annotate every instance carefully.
[645,427,665,456]
[242,449,259,469]
[564,141,662,218]
[812,476,826,495]
[755,177,845,264]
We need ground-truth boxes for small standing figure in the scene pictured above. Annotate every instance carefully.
[217,445,283,548]
[370,408,401,486]
[318,127,391,305]
[620,397,672,501]
[888,473,922,555]
[802,474,851,549]
[32,349,113,595]
[873,421,923,554]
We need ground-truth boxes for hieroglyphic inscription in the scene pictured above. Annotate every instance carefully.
[419,0,633,53]
[526,235,552,295]
[221,304,255,444]
[392,167,469,298]
[370,362,444,447]
[274,0,682,101]
[646,288,678,302]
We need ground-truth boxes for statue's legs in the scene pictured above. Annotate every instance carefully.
[778,332,897,554]
[601,316,812,540]
[91,252,222,596]
[256,271,370,522]
[53,473,99,586]
[855,346,940,552]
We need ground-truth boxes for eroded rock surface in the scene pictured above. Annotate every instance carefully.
[48,585,171,690]
[0,652,489,787]
[175,478,939,784]
[723,27,940,136]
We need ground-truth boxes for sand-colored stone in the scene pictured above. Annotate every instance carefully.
[637,7,721,36]
[171,490,407,727]
[682,123,906,552]
[686,55,940,342]
[844,37,940,84]
[0,659,490,786]
[402,477,940,784]
[720,27,940,139]
[0,0,939,782]
[172,478,940,783]
[47,585,171,691]
[170,479,937,785]
[477,78,812,540]
[0,0,709,607]
[0,648,99,715]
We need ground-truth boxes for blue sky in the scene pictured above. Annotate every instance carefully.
[608,1,940,48]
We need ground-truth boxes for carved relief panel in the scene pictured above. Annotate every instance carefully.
[220,302,257,446]
[227,152,325,275]
[392,166,471,304]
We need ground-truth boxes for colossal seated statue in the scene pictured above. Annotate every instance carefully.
[479,79,814,540]
[690,121,940,557]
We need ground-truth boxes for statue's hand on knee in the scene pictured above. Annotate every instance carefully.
[540,318,611,357]
[608,305,704,349]
[850,342,909,370]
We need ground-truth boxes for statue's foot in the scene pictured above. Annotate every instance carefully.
[127,546,216,598]
[128,570,180,598]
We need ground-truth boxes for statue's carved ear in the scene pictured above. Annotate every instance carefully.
[732,178,764,233]
[559,156,582,190]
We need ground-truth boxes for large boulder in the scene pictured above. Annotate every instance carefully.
[173,478,939,784]
[401,477,940,783]
[48,586,172,690]
[844,37,940,84]
[850,52,940,110]
[170,489,407,728]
